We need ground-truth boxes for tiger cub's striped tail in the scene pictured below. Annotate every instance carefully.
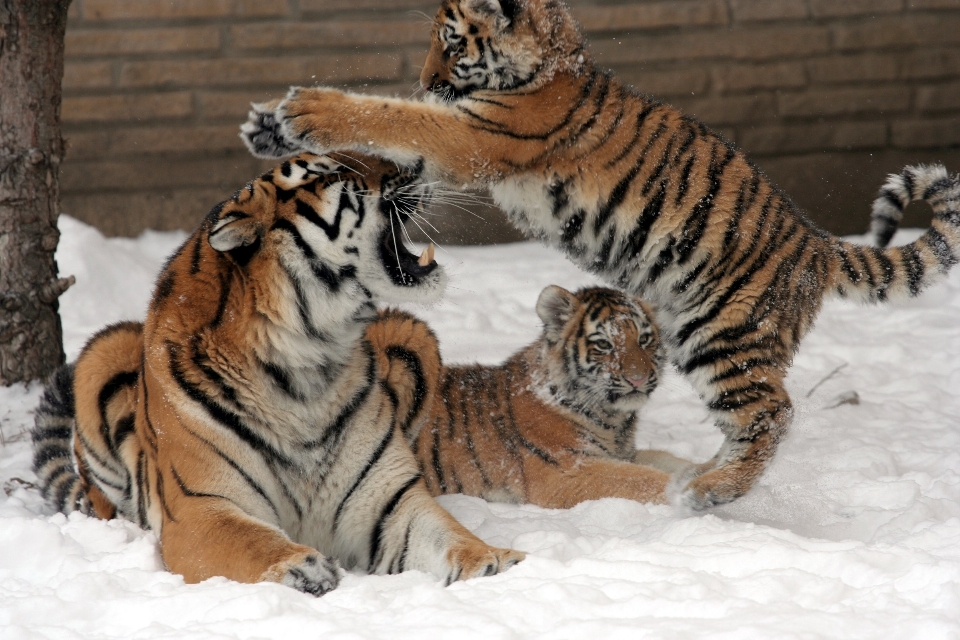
[31,365,90,515]
[833,164,960,302]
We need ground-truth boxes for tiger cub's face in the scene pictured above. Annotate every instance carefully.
[536,286,662,413]
[207,152,444,313]
[420,0,581,101]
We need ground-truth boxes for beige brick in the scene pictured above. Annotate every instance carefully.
[64,125,243,160]
[591,26,830,65]
[62,61,114,90]
[615,67,710,96]
[901,48,960,79]
[63,131,111,162]
[60,155,265,192]
[66,27,221,57]
[62,189,233,236]
[916,81,960,111]
[119,54,402,89]
[714,62,806,93]
[729,0,808,22]
[669,95,777,126]
[82,0,288,20]
[301,0,436,13]
[739,122,888,154]
[124,125,246,156]
[233,0,290,17]
[906,0,960,8]
[893,116,960,147]
[778,87,910,117]
[230,21,429,51]
[574,1,728,32]
[198,91,289,120]
[810,0,903,18]
[833,14,960,50]
[62,92,193,123]
[807,54,899,84]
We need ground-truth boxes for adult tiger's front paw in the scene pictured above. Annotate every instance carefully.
[261,550,341,597]
[275,86,355,157]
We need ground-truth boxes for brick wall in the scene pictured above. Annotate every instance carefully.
[61,0,960,241]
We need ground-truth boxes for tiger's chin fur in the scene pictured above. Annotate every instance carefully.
[241,0,960,511]
[31,152,522,596]
[368,287,692,510]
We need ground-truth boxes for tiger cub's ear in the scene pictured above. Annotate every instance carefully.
[468,0,517,28]
[536,285,578,341]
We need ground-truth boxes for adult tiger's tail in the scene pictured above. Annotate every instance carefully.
[365,309,442,445]
[31,364,90,515]
[832,164,960,303]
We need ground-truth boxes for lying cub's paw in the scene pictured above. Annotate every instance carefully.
[240,100,302,159]
[447,545,525,585]
[262,551,341,597]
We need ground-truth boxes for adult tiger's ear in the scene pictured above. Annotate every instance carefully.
[536,285,578,341]
[209,213,262,265]
[468,0,518,29]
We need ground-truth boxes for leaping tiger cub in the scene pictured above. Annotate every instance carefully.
[367,287,692,509]
[31,152,523,596]
[241,0,960,510]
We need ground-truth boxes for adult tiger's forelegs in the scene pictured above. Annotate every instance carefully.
[160,494,341,596]
[674,371,792,510]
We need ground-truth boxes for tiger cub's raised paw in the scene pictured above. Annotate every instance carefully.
[447,544,525,584]
[240,99,302,159]
[261,551,341,597]
[273,86,350,156]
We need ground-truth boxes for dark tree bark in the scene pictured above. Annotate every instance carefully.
[0,0,74,385]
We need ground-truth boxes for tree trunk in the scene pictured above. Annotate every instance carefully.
[0,0,74,385]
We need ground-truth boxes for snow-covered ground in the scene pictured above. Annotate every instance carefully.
[1,215,958,639]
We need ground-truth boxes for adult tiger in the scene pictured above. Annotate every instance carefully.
[367,287,691,509]
[240,0,960,510]
[31,152,523,596]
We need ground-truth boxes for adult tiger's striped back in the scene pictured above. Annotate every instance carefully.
[32,152,522,596]
[368,287,692,509]
[241,0,960,511]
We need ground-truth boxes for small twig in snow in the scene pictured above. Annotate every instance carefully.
[821,390,860,410]
[806,363,848,398]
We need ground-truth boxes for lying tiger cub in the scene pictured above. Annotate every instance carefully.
[367,286,691,509]
[31,152,522,596]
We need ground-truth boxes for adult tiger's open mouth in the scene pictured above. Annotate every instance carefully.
[379,210,438,288]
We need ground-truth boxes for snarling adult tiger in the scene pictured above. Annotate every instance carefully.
[240,0,960,510]
[31,152,523,596]
[367,286,692,509]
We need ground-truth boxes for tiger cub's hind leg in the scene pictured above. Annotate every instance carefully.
[674,360,792,510]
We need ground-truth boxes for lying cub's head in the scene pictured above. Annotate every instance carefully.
[535,285,663,413]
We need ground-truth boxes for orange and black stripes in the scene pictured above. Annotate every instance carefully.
[241,0,960,510]
[368,288,677,510]
[32,152,522,596]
